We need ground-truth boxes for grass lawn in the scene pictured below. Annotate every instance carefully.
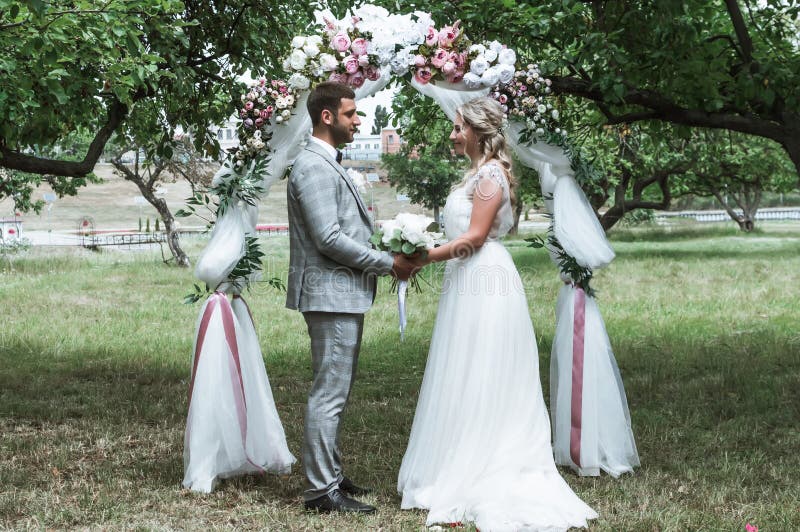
[1,223,799,530]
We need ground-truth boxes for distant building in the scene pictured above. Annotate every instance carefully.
[381,128,402,154]
[212,120,239,154]
[343,128,403,161]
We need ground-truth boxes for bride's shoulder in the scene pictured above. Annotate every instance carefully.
[474,160,508,188]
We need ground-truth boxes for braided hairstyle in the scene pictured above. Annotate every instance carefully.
[457,97,518,208]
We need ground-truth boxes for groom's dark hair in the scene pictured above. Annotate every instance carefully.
[307,82,356,127]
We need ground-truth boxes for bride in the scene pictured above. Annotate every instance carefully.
[398,97,598,531]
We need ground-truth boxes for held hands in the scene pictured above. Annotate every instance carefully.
[391,253,428,281]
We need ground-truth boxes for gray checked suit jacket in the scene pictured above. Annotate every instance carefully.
[285,141,394,314]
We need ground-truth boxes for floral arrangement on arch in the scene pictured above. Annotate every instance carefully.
[233,78,300,171]
[489,63,565,139]
[283,13,382,90]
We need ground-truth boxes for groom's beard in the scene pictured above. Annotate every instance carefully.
[330,116,355,146]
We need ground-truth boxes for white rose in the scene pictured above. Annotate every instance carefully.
[483,48,498,63]
[285,94,295,106]
[497,64,515,84]
[538,104,547,114]
[551,109,559,120]
[307,35,323,47]
[498,48,516,65]
[289,49,307,70]
[488,40,503,53]
[303,43,320,58]
[291,36,306,49]
[282,57,292,71]
[318,53,339,71]
[469,56,489,76]
[463,72,482,88]
[480,67,501,87]
[288,73,310,90]
[381,221,400,245]
[469,43,486,55]
[281,109,291,118]
[402,228,424,247]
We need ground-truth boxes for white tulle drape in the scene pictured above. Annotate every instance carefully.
[183,294,295,492]
[408,79,637,477]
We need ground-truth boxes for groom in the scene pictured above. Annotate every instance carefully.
[286,82,415,514]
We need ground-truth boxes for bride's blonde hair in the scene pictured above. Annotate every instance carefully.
[457,97,517,208]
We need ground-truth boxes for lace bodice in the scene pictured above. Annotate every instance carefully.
[442,162,514,242]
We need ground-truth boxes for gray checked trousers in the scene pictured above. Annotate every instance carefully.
[302,311,365,501]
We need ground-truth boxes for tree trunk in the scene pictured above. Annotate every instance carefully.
[154,200,191,266]
[712,189,755,232]
[433,205,440,225]
[784,136,800,186]
[111,159,191,267]
[510,200,524,235]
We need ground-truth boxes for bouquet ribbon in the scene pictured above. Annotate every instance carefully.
[397,280,408,341]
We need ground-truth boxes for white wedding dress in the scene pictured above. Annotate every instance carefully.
[398,163,598,531]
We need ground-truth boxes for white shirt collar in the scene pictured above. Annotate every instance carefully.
[308,135,338,160]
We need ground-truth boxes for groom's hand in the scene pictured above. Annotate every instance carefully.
[391,255,420,281]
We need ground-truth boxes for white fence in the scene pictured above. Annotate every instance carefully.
[656,207,800,223]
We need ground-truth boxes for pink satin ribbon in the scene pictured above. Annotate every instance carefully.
[187,292,264,473]
[570,285,586,468]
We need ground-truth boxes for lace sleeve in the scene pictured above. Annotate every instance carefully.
[466,162,507,200]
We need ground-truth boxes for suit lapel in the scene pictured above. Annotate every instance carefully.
[304,143,372,227]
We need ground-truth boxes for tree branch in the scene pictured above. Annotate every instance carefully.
[0,98,129,177]
[725,0,754,63]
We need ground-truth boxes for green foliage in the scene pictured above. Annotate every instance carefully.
[382,88,465,220]
[371,104,390,135]
[0,0,319,172]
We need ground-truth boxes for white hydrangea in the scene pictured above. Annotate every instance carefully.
[303,43,320,58]
[289,49,307,70]
[318,53,339,71]
[288,73,310,90]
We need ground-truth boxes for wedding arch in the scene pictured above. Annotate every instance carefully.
[183,3,638,490]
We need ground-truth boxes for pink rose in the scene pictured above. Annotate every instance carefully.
[446,68,465,84]
[364,65,381,81]
[350,37,368,56]
[331,31,351,53]
[414,66,433,85]
[358,54,370,67]
[343,55,359,74]
[244,101,254,111]
[438,21,460,47]
[348,71,365,88]
[425,26,438,46]
[431,48,449,69]
[266,105,274,113]
[498,94,508,104]
[260,109,271,119]
[328,72,349,84]
[442,61,456,75]
[414,54,427,67]
[451,51,466,69]
[255,117,264,127]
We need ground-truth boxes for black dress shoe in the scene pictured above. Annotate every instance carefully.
[304,489,376,514]
[339,476,372,497]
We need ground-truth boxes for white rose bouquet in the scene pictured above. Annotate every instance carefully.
[370,213,443,339]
